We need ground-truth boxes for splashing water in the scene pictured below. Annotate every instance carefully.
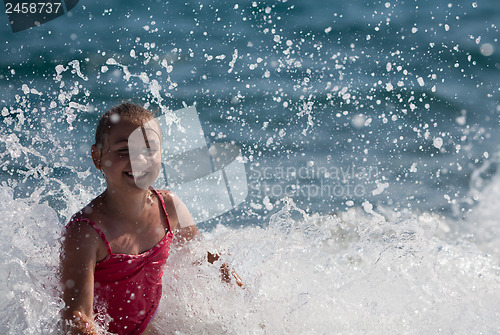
[1,61,499,331]
[0,187,63,334]
[0,28,499,335]
[157,199,500,334]
[2,189,499,334]
[1,1,499,333]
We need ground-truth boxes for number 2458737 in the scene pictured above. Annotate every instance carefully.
[5,2,62,14]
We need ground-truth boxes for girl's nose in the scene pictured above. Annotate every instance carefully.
[132,153,150,167]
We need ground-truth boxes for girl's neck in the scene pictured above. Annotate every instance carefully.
[100,187,153,222]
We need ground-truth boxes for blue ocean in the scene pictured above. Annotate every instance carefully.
[1,0,499,333]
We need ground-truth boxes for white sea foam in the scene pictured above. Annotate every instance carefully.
[0,183,499,334]
[156,199,500,334]
[464,163,500,258]
[0,186,63,334]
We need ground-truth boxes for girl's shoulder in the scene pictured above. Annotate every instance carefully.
[63,212,103,250]
[65,208,101,236]
[67,198,103,227]
[153,189,176,207]
[65,196,110,237]
[153,188,173,197]
[153,189,196,234]
[152,189,180,231]
[64,202,110,261]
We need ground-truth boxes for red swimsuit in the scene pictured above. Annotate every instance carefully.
[66,189,173,335]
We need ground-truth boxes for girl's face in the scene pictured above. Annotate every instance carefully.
[93,118,162,191]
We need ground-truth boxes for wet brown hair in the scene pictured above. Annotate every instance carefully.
[94,102,157,149]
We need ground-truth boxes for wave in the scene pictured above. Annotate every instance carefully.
[1,186,498,334]
[159,199,499,334]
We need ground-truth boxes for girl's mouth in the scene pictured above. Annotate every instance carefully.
[125,171,147,178]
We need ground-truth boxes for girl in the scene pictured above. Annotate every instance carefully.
[60,103,242,335]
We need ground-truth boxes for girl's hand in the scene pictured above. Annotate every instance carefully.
[221,263,245,288]
[66,311,101,335]
[208,252,245,288]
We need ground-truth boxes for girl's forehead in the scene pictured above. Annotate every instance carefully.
[109,119,161,141]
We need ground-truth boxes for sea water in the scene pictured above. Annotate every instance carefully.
[0,0,499,333]
[0,186,499,334]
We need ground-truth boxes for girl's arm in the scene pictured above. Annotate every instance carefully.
[160,190,199,243]
[60,220,102,335]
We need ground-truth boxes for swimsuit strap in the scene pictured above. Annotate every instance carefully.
[150,187,172,233]
[66,218,114,256]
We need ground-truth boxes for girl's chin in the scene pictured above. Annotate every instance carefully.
[125,172,159,190]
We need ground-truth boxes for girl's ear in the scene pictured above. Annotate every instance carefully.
[91,144,102,170]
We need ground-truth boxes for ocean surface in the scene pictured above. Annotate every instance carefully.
[0,0,499,333]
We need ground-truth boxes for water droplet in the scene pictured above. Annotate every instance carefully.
[480,43,494,57]
[433,137,443,149]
